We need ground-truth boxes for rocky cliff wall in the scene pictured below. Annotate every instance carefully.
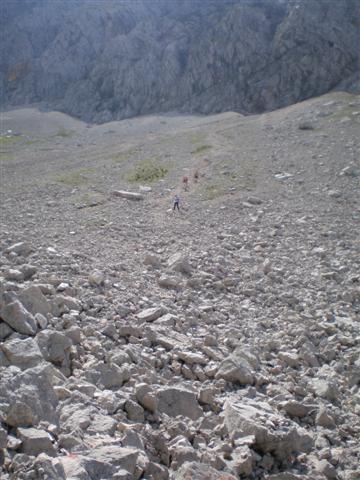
[1,0,359,122]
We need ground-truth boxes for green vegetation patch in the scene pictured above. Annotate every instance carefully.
[54,168,95,187]
[54,128,75,138]
[200,183,226,201]
[126,160,168,183]
[0,152,14,162]
[0,136,22,146]
[112,148,138,164]
[189,132,207,144]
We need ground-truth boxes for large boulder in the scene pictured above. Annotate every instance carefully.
[36,330,72,371]
[112,190,144,201]
[17,286,52,317]
[0,300,37,335]
[215,347,257,385]
[17,427,56,457]
[61,446,140,479]
[0,364,60,427]
[175,462,237,479]
[1,337,44,370]
[224,398,313,460]
[157,387,203,420]
[84,362,129,389]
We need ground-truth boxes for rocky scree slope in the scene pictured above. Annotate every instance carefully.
[1,0,360,123]
[0,92,359,479]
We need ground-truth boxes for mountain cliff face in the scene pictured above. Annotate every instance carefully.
[1,0,359,122]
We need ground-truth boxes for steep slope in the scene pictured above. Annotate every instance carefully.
[1,0,359,122]
[0,92,359,479]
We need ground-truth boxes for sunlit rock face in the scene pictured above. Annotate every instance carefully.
[1,0,359,122]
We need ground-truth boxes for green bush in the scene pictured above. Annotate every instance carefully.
[127,161,168,183]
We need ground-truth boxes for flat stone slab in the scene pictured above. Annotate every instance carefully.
[112,190,144,200]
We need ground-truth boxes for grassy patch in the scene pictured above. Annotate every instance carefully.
[189,132,207,144]
[112,148,138,164]
[0,136,22,146]
[126,160,168,183]
[192,144,213,155]
[54,168,95,186]
[200,184,226,200]
[54,128,74,138]
[0,152,14,162]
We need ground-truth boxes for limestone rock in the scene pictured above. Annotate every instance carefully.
[112,190,144,201]
[36,329,72,369]
[175,461,237,479]
[215,348,256,385]
[224,398,313,459]
[5,242,33,256]
[1,337,44,370]
[0,300,37,335]
[89,270,105,286]
[17,285,52,317]
[137,306,165,322]
[17,427,56,457]
[0,425,7,449]
[168,253,192,275]
[61,446,140,479]
[157,387,203,420]
[2,364,59,427]
[85,362,129,389]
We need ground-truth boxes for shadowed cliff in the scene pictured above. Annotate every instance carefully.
[1,0,359,123]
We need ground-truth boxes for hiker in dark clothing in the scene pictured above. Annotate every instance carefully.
[173,194,180,211]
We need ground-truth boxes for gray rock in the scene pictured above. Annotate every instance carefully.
[85,362,129,389]
[36,329,72,368]
[1,364,60,427]
[215,348,256,385]
[17,427,56,457]
[157,387,203,420]
[89,270,105,286]
[17,285,52,317]
[144,254,162,268]
[125,399,145,422]
[168,252,192,275]
[112,190,144,201]
[1,337,44,370]
[0,300,37,335]
[137,306,165,322]
[61,446,140,479]
[0,321,14,340]
[0,425,7,448]
[175,461,237,479]
[34,454,66,480]
[158,275,182,289]
[5,242,33,256]
[135,383,158,413]
[224,398,313,459]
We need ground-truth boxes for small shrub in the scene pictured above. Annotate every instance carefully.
[127,161,168,183]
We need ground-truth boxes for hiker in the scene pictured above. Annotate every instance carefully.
[173,194,180,211]
[194,170,199,183]
[182,176,189,191]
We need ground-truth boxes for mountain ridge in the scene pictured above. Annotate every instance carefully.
[1,0,360,123]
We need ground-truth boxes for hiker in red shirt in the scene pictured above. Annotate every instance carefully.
[182,176,189,191]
